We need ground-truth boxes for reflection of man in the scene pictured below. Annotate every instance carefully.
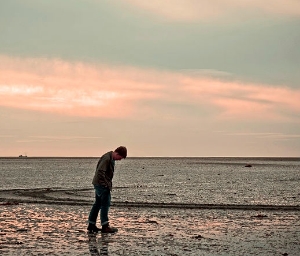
[88,235,100,256]
[88,234,109,256]
[87,146,127,233]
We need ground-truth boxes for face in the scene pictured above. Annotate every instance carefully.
[113,153,124,161]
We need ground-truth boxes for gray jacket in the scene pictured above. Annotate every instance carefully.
[92,151,115,191]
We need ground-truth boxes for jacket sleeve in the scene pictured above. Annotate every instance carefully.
[95,156,110,187]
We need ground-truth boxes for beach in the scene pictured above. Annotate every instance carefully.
[1,201,299,255]
[0,186,299,256]
[0,157,299,255]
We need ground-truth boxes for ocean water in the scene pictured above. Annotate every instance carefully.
[0,157,299,206]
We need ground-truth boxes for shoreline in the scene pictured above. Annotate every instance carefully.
[0,188,299,211]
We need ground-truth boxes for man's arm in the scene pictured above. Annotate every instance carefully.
[95,156,110,187]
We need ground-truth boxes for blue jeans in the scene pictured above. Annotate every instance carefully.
[88,185,111,226]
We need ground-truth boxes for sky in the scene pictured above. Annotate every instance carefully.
[0,0,300,157]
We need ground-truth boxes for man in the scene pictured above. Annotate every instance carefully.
[87,146,127,233]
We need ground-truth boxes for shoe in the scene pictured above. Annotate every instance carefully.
[101,225,118,233]
[87,223,101,233]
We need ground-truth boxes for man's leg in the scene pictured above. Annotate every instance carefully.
[87,186,102,233]
[100,188,118,233]
[88,189,101,225]
[100,187,111,226]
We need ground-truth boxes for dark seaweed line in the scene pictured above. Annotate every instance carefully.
[1,197,299,211]
[112,201,300,211]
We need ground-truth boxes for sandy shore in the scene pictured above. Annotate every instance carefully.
[1,200,299,255]
[1,188,299,255]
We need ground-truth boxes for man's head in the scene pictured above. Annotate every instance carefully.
[113,146,127,160]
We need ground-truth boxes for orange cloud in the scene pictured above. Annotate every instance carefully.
[120,0,300,22]
[0,55,299,121]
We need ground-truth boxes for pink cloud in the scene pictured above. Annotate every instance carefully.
[120,0,300,22]
[180,77,300,120]
[0,55,299,121]
[0,56,163,118]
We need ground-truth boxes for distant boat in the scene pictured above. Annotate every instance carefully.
[18,155,28,158]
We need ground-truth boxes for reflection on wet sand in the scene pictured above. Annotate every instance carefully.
[88,233,116,256]
[0,203,299,255]
[88,234,108,256]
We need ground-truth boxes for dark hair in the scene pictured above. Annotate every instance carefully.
[115,146,127,158]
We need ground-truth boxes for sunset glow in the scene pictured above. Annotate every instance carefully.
[121,0,300,21]
[0,0,299,157]
[1,56,299,121]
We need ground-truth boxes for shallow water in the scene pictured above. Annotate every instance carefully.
[1,157,299,206]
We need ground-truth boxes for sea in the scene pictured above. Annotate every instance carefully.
[0,157,299,207]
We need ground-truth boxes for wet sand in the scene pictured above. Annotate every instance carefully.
[1,189,300,255]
